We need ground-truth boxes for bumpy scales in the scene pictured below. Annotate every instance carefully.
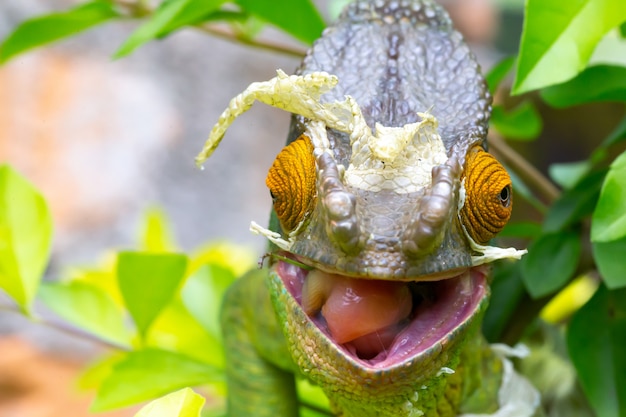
[201,1,540,416]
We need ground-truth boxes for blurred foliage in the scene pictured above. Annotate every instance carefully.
[1,0,626,416]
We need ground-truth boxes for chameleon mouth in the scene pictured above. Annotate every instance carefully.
[276,259,488,367]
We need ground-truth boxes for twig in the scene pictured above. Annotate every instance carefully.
[488,132,560,204]
[0,301,131,352]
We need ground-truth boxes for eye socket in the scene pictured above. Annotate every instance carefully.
[266,135,317,233]
[460,146,513,244]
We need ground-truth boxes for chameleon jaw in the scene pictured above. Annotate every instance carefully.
[272,256,489,370]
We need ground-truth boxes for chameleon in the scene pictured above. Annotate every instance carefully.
[196,0,540,416]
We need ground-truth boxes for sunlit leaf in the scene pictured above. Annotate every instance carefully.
[39,281,132,347]
[513,0,626,94]
[117,251,188,338]
[593,237,626,289]
[567,285,626,417]
[0,1,118,63]
[181,264,235,342]
[0,165,52,314]
[591,150,626,242]
[521,231,581,298]
[485,56,516,94]
[78,353,126,390]
[189,241,255,277]
[540,275,598,324]
[115,0,227,58]
[296,378,331,415]
[147,298,225,368]
[93,349,220,411]
[541,65,626,107]
[544,170,606,232]
[234,0,324,44]
[490,102,542,140]
[140,207,177,252]
[134,388,205,417]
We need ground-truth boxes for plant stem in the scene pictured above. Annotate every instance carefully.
[488,133,560,204]
[0,301,130,352]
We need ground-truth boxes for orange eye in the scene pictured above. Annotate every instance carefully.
[266,135,317,233]
[460,146,512,244]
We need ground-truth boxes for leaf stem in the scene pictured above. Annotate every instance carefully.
[0,301,131,352]
[488,133,560,204]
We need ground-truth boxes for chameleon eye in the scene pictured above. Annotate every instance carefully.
[460,146,512,244]
[266,135,317,233]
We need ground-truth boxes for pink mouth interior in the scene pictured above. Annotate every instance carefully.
[277,260,487,368]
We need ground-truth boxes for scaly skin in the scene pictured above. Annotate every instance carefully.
[212,1,537,416]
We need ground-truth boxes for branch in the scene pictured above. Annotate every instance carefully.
[0,301,130,352]
[488,132,560,204]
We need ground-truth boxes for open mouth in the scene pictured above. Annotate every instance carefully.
[276,255,489,369]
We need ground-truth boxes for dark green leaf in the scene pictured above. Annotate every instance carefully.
[134,388,205,417]
[541,65,626,107]
[593,238,626,289]
[602,113,626,148]
[0,165,52,314]
[591,150,626,242]
[499,221,542,239]
[544,169,606,232]
[115,0,227,58]
[621,21,626,37]
[490,102,542,141]
[39,281,132,347]
[0,1,118,63]
[567,285,626,417]
[513,0,626,94]
[483,261,527,342]
[485,56,516,95]
[117,251,188,338]
[521,231,581,298]
[235,0,324,44]
[92,349,220,411]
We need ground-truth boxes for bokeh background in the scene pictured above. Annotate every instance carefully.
[2,0,597,415]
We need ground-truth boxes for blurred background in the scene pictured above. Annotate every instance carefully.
[1,0,603,415]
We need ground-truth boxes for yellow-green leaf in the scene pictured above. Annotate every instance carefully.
[591,150,626,242]
[0,165,52,314]
[134,388,205,417]
[513,0,626,94]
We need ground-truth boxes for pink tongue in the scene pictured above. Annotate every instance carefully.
[303,271,412,345]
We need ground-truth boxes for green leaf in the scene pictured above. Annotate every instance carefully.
[483,261,527,342]
[593,238,626,289]
[490,102,542,140]
[115,0,227,58]
[541,65,626,107]
[544,169,606,232]
[498,221,542,239]
[548,160,593,190]
[39,281,132,347]
[0,165,52,314]
[92,349,220,411]
[591,150,626,242]
[147,299,225,368]
[134,388,205,417]
[234,0,324,44]
[140,207,177,252]
[521,231,582,298]
[485,56,516,94]
[181,264,235,341]
[567,285,626,417]
[602,113,626,148]
[513,0,626,94]
[117,251,188,338]
[621,21,626,37]
[0,1,118,64]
